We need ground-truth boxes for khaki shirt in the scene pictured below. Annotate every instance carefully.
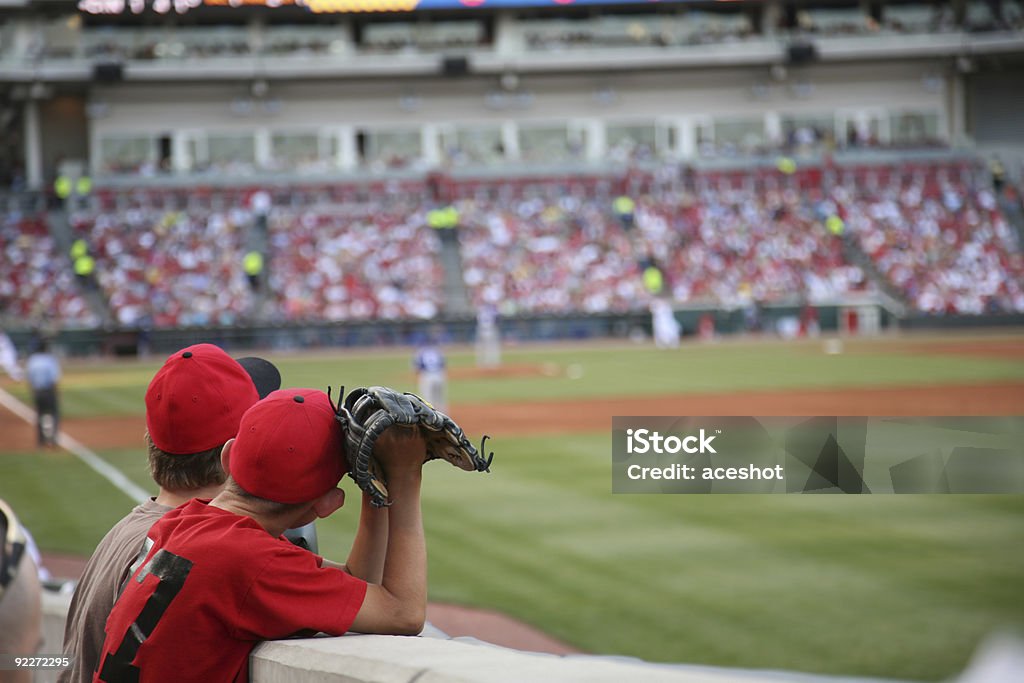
[59,499,170,683]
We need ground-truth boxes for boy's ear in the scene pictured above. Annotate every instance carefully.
[311,488,345,519]
[220,438,234,475]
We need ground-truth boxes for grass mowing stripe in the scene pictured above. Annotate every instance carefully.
[414,433,1023,679]
[0,388,148,502]
[426,491,1016,680]
[425,495,881,675]
[425,487,829,659]
[5,384,146,418]
[96,448,157,496]
[0,451,134,556]
[65,386,147,416]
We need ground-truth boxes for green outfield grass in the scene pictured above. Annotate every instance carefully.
[1,335,1022,681]
[5,336,1024,418]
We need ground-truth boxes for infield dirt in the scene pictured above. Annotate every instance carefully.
[3,381,1020,451]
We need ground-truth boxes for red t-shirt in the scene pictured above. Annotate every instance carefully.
[93,499,367,683]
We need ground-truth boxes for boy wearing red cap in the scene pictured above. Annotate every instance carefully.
[61,344,280,683]
[93,389,428,683]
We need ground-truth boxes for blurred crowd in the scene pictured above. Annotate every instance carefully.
[70,205,254,327]
[456,183,866,315]
[0,209,97,328]
[21,22,481,65]
[457,193,644,314]
[57,191,444,328]
[265,197,444,322]
[645,186,865,307]
[834,179,1024,314]
[2,159,1021,330]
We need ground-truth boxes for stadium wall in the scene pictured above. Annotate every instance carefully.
[4,304,860,356]
[11,307,1024,359]
[86,61,950,160]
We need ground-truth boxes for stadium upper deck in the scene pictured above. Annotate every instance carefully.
[2,0,1022,79]
[1,0,1022,188]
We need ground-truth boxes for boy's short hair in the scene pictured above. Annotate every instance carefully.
[224,478,306,517]
[146,432,226,492]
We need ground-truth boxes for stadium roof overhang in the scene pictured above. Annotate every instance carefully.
[3,32,1024,84]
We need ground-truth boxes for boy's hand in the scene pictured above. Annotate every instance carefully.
[373,426,426,481]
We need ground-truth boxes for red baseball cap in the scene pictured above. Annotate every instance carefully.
[230,389,346,504]
[145,344,263,455]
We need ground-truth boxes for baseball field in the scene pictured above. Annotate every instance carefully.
[1,331,1022,681]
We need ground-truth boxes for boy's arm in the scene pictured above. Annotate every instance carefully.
[324,496,388,584]
[347,427,427,636]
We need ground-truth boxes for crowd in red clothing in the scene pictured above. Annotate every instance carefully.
[265,195,444,322]
[833,173,1024,314]
[637,185,865,307]
[61,189,443,327]
[1,210,97,328]
[70,204,254,327]
[456,183,867,314]
[2,162,1021,330]
[457,192,645,314]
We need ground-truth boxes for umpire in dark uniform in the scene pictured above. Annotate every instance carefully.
[25,339,61,447]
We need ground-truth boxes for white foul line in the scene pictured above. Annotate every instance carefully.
[0,387,149,504]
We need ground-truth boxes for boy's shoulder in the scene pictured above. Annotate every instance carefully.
[153,500,262,544]
[149,500,319,572]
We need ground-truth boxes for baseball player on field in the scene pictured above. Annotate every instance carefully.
[25,339,61,447]
[651,297,681,349]
[475,303,502,368]
[413,340,448,412]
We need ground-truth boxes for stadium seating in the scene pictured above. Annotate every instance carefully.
[61,185,444,327]
[455,177,866,314]
[0,209,98,328]
[69,204,254,327]
[835,169,1024,314]
[456,192,644,314]
[264,196,444,322]
[3,159,1020,329]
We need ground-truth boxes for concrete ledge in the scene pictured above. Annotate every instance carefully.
[40,589,1024,683]
[40,589,899,683]
[253,635,805,683]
